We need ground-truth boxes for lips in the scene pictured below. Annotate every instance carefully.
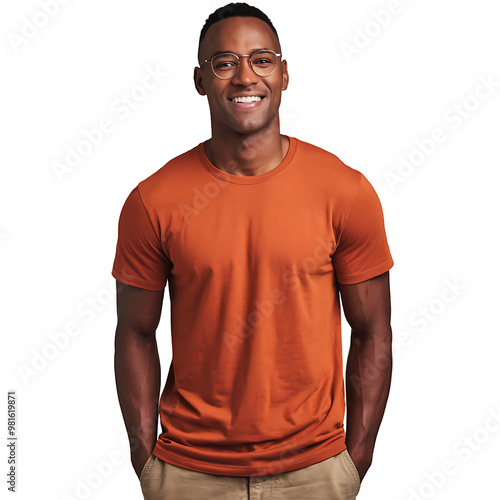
[227,97,265,109]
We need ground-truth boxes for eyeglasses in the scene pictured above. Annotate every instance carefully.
[201,49,282,79]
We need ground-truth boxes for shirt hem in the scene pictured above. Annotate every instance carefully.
[151,438,347,477]
[111,269,166,291]
[336,258,394,285]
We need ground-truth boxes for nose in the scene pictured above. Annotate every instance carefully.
[231,55,259,85]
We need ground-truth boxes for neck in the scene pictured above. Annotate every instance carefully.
[205,118,289,177]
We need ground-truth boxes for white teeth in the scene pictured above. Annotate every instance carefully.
[231,96,263,103]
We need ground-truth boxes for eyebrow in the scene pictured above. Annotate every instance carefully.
[206,48,274,59]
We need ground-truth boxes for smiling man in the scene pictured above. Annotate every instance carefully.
[112,3,394,500]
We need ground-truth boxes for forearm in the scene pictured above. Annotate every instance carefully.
[114,327,160,475]
[345,324,392,466]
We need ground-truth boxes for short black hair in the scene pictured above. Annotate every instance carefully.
[198,2,280,62]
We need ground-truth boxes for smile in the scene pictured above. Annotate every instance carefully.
[229,96,264,103]
[227,96,266,110]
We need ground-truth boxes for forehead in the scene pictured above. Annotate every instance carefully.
[200,16,280,58]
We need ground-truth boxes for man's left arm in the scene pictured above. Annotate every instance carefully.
[339,270,392,483]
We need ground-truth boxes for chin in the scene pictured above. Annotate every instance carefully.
[234,113,277,134]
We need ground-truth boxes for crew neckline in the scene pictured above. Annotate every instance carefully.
[198,135,297,185]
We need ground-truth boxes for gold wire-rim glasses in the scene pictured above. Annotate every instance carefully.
[200,49,282,79]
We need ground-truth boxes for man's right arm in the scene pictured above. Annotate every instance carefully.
[114,280,165,479]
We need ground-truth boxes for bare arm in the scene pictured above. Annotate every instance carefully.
[338,271,392,483]
[114,280,165,478]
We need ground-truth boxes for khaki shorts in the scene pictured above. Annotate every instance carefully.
[140,449,361,499]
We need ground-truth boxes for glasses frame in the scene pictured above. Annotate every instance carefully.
[201,49,282,80]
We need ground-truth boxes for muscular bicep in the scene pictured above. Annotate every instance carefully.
[115,280,165,337]
[338,271,391,335]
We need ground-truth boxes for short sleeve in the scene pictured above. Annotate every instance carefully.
[333,173,394,284]
[111,186,171,291]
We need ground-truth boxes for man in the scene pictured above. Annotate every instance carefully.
[112,3,394,499]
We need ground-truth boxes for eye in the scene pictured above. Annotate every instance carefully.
[212,54,238,70]
[251,51,276,67]
[215,61,237,69]
[253,58,272,66]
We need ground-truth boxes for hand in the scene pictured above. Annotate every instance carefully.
[347,449,372,484]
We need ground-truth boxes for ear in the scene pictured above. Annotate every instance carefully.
[281,59,289,91]
[194,66,207,96]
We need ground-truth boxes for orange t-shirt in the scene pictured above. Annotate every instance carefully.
[112,136,394,477]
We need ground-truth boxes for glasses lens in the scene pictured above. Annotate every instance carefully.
[212,53,239,78]
[250,50,278,76]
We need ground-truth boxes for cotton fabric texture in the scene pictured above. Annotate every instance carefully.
[112,136,394,477]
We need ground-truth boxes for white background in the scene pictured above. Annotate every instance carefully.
[2,0,499,499]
